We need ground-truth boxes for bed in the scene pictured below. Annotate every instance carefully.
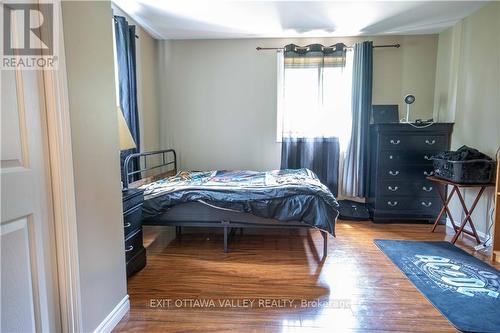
[124,149,339,256]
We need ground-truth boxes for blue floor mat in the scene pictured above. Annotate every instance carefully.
[374,240,500,333]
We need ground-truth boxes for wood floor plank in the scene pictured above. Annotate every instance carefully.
[114,221,499,332]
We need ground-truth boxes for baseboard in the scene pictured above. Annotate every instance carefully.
[445,217,488,242]
[93,295,129,333]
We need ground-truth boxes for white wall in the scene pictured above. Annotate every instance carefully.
[433,25,463,123]
[434,1,500,236]
[159,35,438,171]
[61,2,127,331]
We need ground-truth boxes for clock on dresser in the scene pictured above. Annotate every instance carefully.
[122,188,146,276]
[367,123,454,223]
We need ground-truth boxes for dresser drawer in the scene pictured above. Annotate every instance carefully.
[378,180,413,196]
[377,196,441,212]
[125,229,144,262]
[122,189,144,212]
[124,205,142,239]
[378,180,441,197]
[378,165,435,180]
[377,197,413,210]
[379,151,436,166]
[126,247,146,277]
[380,135,448,151]
[416,181,441,197]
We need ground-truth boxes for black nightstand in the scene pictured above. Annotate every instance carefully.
[122,188,146,277]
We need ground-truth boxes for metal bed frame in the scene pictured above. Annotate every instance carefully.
[124,149,329,257]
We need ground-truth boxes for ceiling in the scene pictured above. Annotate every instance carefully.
[113,1,488,40]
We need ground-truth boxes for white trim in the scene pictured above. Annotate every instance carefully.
[41,1,82,332]
[276,49,284,142]
[93,295,130,333]
[112,1,164,39]
[445,217,488,242]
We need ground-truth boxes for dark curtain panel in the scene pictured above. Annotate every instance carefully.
[342,41,373,197]
[114,15,140,184]
[281,137,340,196]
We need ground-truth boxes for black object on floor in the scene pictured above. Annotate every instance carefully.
[337,200,370,220]
[374,239,500,333]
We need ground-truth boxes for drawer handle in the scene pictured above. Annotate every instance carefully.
[424,155,432,160]
[422,186,433,192]
[423,171,434,176]
[421,202,432,207]
[387,201,398,207]
[387,186,399,192]
[390,139,401,145]
[425,139,436,145]
[124,222,131,228]
[125,245,134,252]
[389,170,400,176]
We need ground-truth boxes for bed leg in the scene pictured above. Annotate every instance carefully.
[175,226,182,239]
[223,226,228,253]
[322,231,328,258]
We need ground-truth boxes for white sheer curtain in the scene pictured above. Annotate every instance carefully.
[277,49,353,151]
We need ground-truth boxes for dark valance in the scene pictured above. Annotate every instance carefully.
[284,43,346,68]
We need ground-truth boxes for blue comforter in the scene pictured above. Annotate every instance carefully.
[141,169,339,235]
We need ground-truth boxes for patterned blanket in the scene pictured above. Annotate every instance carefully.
[141,169,339,234]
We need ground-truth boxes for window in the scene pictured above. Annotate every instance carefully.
[277,50,353,150]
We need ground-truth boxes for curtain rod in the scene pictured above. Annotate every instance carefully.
[256,43,400,51]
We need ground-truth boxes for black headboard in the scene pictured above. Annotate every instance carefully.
[123,149,177,188]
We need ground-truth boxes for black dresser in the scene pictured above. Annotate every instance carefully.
[368,123,453,222]
[122,188,146,276]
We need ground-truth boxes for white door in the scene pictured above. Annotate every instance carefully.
[1,59,61,333]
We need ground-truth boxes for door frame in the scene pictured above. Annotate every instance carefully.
[39,1,82,331]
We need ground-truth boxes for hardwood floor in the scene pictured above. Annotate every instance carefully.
[114,222,499,332]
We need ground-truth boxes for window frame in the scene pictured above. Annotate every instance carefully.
[276,50,353,144]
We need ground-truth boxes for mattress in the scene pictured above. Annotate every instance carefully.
[145,202,307,227]
[141,169,339,234]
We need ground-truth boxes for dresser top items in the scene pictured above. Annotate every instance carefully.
[370,122,454,131]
